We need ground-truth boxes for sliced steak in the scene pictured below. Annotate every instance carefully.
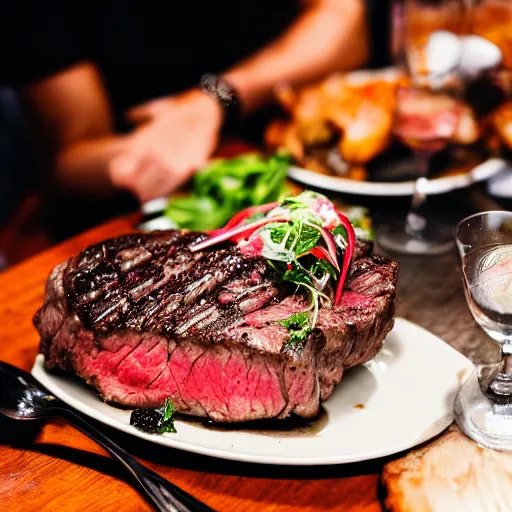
[34,230,398,422]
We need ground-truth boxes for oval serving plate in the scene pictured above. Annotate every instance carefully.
[32,318,472,466]
[288,158,509,197]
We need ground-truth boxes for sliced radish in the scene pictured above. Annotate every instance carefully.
[334,211,356,306]
[190,216,290,252]
[299,246,340,272]
[191,196,357,309]
[303,222,340,273]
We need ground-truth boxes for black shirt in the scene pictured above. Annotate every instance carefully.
[1,1,389,113]
[0,1,299,127]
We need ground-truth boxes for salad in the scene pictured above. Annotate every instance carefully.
[164,153,290,231]
[190,190,365,343]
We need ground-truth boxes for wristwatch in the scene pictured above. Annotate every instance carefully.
[199,74,242,132]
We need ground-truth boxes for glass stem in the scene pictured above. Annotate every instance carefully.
[488,343,512,404]
[405,150,431,239]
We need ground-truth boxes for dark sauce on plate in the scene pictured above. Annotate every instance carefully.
[177,407,328,437]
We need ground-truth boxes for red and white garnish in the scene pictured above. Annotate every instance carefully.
[189,191,356,316]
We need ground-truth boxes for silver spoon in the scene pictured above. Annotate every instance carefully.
[0,361,215,512]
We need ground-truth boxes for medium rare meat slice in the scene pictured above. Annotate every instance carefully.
[34,230,397,422]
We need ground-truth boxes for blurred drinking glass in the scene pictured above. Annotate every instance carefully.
[454,211,512,451]
[379,0,468,255]
[471,0,512,72]
[466,0,512,166]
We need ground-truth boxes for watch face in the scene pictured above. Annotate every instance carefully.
[200,74,241,129]
[199,74,216,94]
[200,74,236,104]
[217,81,234,102]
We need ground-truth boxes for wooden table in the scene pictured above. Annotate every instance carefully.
[0,212,496,511]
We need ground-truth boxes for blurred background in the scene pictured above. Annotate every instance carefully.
[1,0,512,267]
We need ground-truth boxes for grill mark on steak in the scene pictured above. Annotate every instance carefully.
[221,353,235,419]
[175,305,220,336]
[197,350,230,420]
[112,339,144,373]
[117,247,153,272]
[35,230,398,422]
[184,349,209,384]
[268,360,288,418]
[249,369,262,414]
[146,364,168,391]
[64,231,275,337]
[163,342,191,412]
[129,265,174,302]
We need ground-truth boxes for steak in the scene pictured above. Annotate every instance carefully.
[34,230,398,422]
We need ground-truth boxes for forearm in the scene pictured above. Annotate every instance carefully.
[18,63,127,197]
[54,136,128,196]
[224,0,369,113]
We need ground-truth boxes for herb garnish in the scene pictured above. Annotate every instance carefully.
[164,153,290,231]
[160,399,177,433]
[130,398,177,434]
[280,312,312,344]
[268,221,321,257]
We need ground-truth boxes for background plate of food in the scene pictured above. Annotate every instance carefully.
[287,157,508,197]
[266,68,511,196]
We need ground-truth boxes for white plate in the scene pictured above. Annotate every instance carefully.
[288,158,509,197]
[31,318,472,466]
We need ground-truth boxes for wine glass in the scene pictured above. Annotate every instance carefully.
[378,0,467,255]
[454,211,512,451]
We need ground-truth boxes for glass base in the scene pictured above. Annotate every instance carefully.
[377,219,455,255]
[454,371,512,451]
[479,359,512,405]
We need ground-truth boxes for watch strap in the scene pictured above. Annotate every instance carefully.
[200,74,241,132]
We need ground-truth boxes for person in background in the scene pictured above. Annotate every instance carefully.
[0,87,33,269]
[1,0,388,238]
[0,88,31,225]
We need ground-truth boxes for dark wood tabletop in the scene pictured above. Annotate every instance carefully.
[0,192,497,511]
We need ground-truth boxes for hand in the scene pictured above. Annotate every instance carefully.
[109,90,223,202]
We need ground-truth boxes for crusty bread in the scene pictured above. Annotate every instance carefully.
[382,425,512,512]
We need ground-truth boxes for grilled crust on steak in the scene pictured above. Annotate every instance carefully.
[34,230,398,422]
